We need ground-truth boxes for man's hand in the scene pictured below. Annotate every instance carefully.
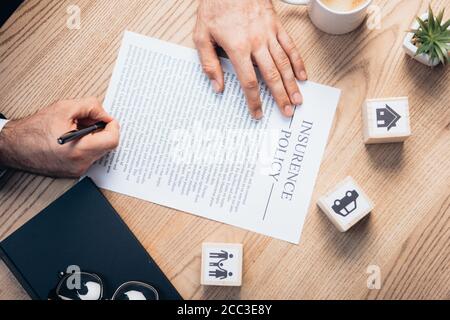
[0,97,120,178]
[194,0,307,119]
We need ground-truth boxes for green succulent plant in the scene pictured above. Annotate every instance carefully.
[411,6,450,66]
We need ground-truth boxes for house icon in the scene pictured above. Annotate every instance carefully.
[376,104,401,131]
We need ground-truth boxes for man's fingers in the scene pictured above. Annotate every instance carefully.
[78,119,120,151]
[277,28,307,81]
[269,40,303,106]
[65,97,113,123]
[227,53,262,119]
[194,32,224,93]
[253,48,293,117]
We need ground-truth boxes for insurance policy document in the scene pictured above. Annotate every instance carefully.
[87,31,341,243]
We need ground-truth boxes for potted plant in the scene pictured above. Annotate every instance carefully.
[403,6,449,67]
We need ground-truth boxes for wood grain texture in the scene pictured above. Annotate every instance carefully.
[0,0,449,300]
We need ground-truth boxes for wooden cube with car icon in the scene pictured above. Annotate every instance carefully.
[317,177,374,232]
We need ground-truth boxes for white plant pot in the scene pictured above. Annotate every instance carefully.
[403,13,441,67]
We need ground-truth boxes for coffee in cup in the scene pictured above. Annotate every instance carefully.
[320,0,368,12]
[281,0,373,35]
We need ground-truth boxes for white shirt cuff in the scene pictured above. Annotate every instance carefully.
[0,119,9,133]
[0,118,8,176]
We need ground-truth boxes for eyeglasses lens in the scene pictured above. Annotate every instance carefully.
[112,282,159,300]
[57,273,103,300]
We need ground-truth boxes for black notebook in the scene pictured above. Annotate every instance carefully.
[0,177,182,300]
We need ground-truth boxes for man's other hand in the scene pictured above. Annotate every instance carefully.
[0,97,120,178]
[194,0,307,119]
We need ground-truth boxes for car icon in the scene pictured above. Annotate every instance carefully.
[332,190,359,217]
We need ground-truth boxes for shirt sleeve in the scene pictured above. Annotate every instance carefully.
[0,118,8,178]
[0,118,9,133]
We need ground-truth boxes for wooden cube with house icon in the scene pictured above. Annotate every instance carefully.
[362,97,411,144]
[317,177,374,232]
[201,243,243,286]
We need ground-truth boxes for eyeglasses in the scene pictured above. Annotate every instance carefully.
[55,271,159,300]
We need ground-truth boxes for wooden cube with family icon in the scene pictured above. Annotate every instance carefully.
[317,177,374,232]
[201,243,243,287]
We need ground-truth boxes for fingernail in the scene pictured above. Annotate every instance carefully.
[211,80,221,93]
[292,92,302,105]
[284,105,294,117]
[299,71,308,81]
[253,109,264,120]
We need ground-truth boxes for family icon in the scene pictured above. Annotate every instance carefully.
[208,250,234,280]
[201,243,243,286]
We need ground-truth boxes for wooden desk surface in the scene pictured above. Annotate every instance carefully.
[0,0,449,300]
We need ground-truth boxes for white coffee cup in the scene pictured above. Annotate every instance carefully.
[281,0,373,35]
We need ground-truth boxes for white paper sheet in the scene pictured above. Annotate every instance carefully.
[87,31,341,243]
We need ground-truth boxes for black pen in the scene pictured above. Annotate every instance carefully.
[57,121,107,145]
